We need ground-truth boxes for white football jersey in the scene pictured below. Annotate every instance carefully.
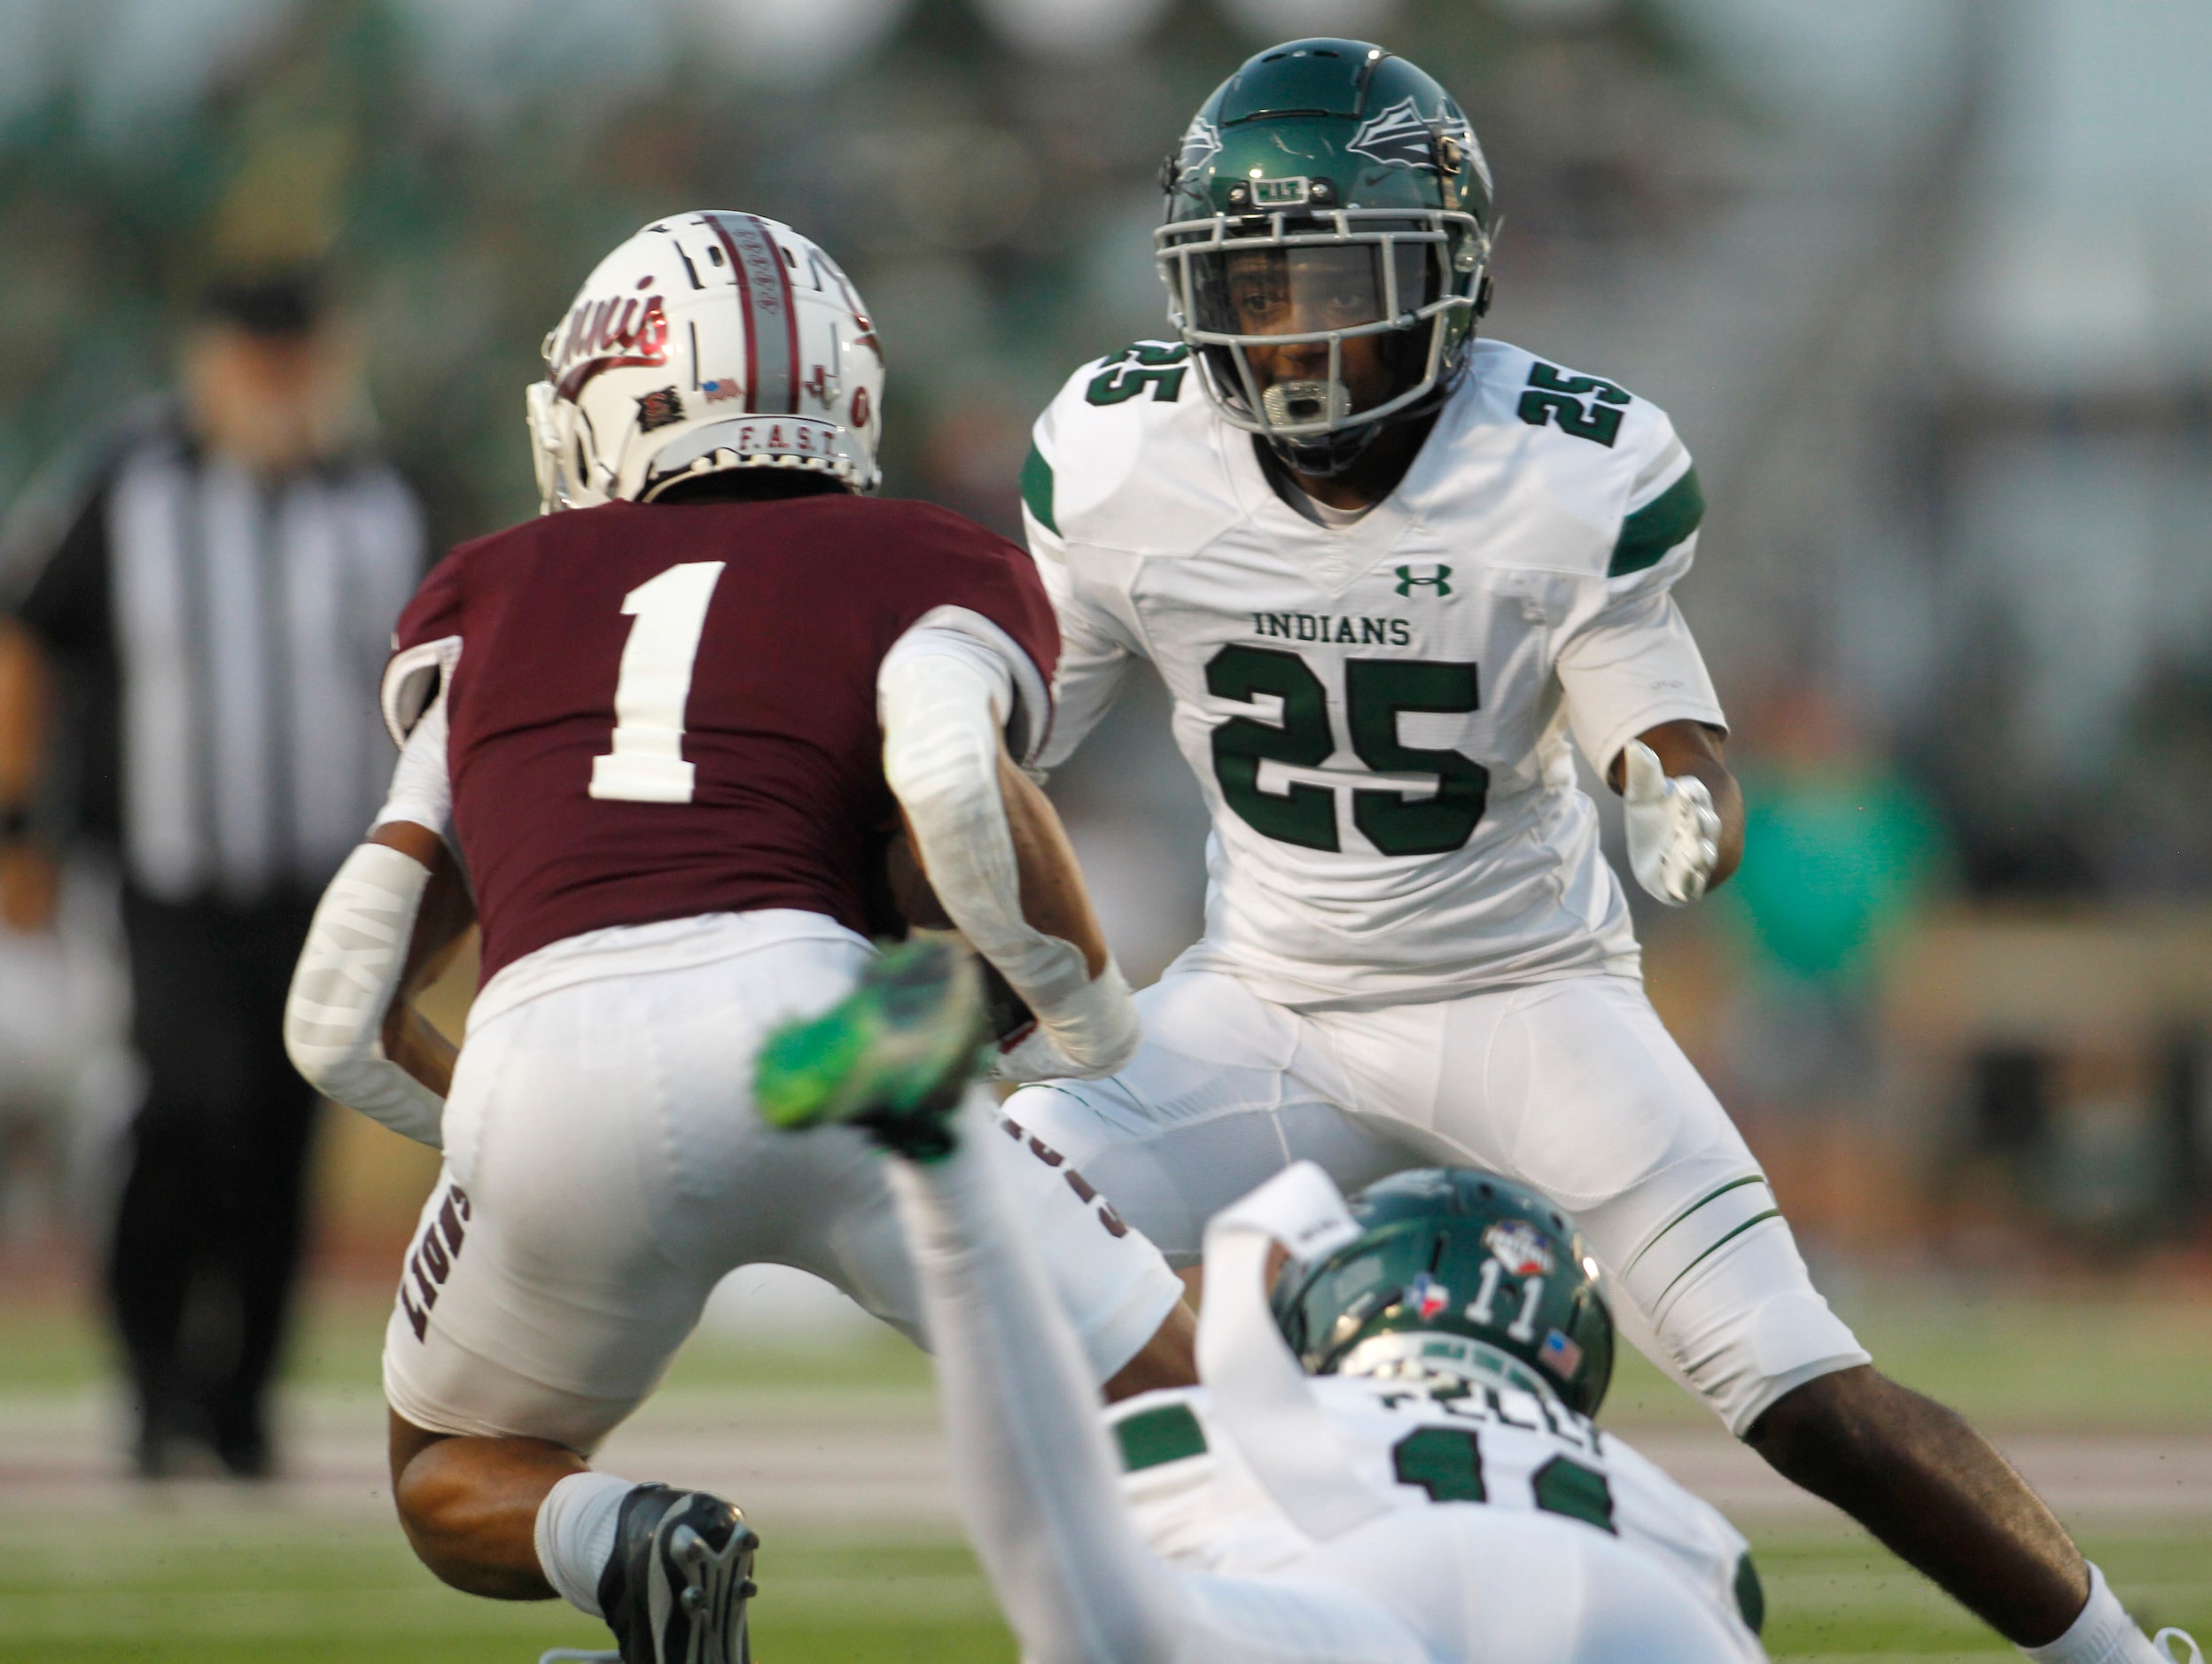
[1106,1370,1763,1638]
[1023,338,1724,1008]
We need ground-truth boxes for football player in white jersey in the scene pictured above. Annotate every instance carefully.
[759,939,1770,1664]
[1001,37,2185,1664]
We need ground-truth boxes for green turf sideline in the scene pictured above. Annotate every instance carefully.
[0,1516,2203,1664]
[15,1279,2208,1430]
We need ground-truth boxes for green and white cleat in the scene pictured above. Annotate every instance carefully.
[754,935,990,1160]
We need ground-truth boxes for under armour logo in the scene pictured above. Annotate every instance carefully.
[1395,564,1453,597]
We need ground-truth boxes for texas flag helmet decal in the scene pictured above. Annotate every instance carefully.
[1407,1272,1452,1322]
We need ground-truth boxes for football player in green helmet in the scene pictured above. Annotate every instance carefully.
[1002,35,2200,1664]
[1273,1167,1616,1419]
[763,939,1772,1664]
[1157,41,1492,478]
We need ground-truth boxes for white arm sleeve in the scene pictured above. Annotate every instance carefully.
[370,695,453,839]
[888,1100,1182,1664]
[891,1101,1429,1664]
[878,639,1138,1079]
[1556,563,1725,781]
[882,607,1054,766]
[284,842,446,1147]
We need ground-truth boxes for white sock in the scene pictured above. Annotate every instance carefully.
[2024,1565,2164,1664]
[534,1471,638,1619]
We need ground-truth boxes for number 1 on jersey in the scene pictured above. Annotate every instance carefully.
[589,561,727,804]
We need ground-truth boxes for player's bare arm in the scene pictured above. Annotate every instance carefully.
[0,621,59,931]
[997,753,1110,978]
[881,750,1112,984]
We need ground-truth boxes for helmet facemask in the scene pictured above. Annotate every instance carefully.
[1156,37,1496,477]
[1159,206,1487,477]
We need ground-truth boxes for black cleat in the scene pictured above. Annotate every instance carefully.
[594,1484,759,1664]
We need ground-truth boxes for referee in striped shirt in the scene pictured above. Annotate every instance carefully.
[0,269,426,1477]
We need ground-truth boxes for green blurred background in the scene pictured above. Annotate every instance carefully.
[0,0,2208,1658]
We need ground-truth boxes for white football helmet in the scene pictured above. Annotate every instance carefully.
[526,211,885,509]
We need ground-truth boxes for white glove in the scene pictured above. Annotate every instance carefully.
[990,958,1140,1084]
[1621,740,1721,906]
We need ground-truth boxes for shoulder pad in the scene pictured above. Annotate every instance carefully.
[1075,340,1196,410]
[382,635,461,747]
[1029,345,1242,556]
[1430,340,1697,579]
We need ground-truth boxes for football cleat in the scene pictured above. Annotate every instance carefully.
[2155,1629,2203,1664]
[753,935,988,1161]
[594,1484,759,1664]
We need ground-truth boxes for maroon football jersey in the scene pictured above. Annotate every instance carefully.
[391,494,1058,984]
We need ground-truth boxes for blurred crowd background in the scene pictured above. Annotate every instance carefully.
[0,0,2207,1321]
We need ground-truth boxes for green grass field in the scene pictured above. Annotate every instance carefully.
[1,1510,2203,1664]
[1,1277,2205,1663]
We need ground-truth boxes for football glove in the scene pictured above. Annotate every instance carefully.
[989,958,1139,1085]
[1621,740,1721,906]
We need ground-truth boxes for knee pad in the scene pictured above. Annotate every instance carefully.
[1614,1173,1784,1333]
[1616,1181,1870,1435]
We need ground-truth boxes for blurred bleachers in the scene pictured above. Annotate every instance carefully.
[0,0,2208,1297]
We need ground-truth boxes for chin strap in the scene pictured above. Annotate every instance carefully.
[1261,362,1465,481]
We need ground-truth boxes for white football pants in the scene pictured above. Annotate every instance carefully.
[1004,968,1866,1435]
[891,1102,1765,1664]
[381,911,1181,1453]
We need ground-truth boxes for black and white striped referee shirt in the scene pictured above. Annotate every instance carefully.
[5,410,425,906]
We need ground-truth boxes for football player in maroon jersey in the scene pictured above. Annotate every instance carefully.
[282,213,1195,1664]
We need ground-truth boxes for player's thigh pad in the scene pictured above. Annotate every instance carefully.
[1005,969,1415,1265]
[877,1091,1187,1385]
[1329,975,1865,1435]
[383,930,876,1451]
[383,992,719,1452]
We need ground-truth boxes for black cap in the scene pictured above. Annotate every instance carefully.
[197,268,326,337]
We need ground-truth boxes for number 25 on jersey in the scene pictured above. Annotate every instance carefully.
[589,561,726,805]
[1207,644,1492,858]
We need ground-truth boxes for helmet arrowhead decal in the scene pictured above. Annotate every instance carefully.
[1349,97,1488,193]
[1176,115,1223,179]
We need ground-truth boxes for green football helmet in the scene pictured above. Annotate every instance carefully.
[1157,39,1493,476]
[1273,1168,1616,1418]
